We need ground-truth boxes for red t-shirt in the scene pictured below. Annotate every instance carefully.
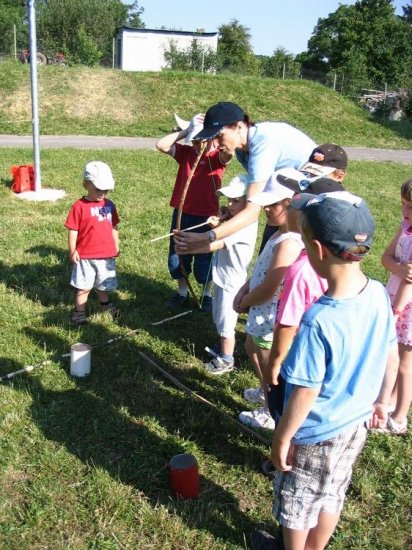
[169,144,226,216]
[65,197,119,259]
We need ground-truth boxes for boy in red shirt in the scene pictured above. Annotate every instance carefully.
[156,114,232,311]
[65,161,119,325]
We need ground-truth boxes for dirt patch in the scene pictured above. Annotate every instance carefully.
[1,69,135,124]
[45,70,135,123]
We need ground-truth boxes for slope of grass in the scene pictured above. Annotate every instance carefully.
[0,149,411,549]
[0,61,411,148]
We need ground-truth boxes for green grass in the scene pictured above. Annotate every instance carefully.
[0,61,411,148]
[0,149,411,549]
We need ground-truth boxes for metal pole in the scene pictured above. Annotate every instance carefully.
[28,0,41,191]
[333,72,337,91]
[13,24,17,60]
[112,37,115,69]
[282,62,285,80]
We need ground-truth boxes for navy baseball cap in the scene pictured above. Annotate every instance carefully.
[193,102,245,141]
[277,173,345,194]
[291,191,375,261]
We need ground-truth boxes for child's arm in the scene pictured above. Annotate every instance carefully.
[240,238,301,309]
[265,324,298,385]
[68,229,80,264]
[371,344,399,429]
[271,385,320,471]
[188,240,225,255]
[381,226,412,282]
[391,278,412,318]
[156,128,188,155]
[233,280,251,313]
[113,225,119,254]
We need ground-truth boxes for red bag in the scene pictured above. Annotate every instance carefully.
[11,165,35,193]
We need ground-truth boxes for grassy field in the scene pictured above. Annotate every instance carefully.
[0,147,411,549]
[0,61,411,149]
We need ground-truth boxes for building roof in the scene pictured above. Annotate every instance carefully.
[118,26,218,37]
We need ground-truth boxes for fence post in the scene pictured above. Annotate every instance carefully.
[13,24,17,60]
[340,74,345,94]
[282,63,285,80]
[333,72,337,91]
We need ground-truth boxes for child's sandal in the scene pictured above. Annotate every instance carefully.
[70,310,88,326]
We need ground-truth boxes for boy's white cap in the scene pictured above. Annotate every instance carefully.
[218,174,248,198]
[248,171,295,206]
[84,161,115,190]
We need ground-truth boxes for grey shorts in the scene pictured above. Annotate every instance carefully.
[212,285,239,339]
[273,423,367,530]
[70,258,118,292]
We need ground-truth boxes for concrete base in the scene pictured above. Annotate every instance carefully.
[14,188,66,201]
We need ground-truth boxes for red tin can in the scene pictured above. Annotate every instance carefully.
[169,453,199,499]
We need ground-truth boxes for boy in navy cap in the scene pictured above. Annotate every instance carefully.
[253,192,398,550]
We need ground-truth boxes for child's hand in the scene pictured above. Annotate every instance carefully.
[233,287,249,313]
[69,250,80,264]
[218,206,230,222]
[207,215,220,228]
[369,402,389,429]
[271,435,293,472]
[265,365,281,386]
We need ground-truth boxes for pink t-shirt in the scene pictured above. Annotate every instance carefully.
[386,220,412,298]
[276,249,327,327]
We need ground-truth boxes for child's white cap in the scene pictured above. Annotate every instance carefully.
[185,113,204,144]
[84,161,115,190]
[248,171,294,206]
[218,174,248,198]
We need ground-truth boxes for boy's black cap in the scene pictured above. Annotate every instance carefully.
[193,102,245,141]
[291,191,375,261]
[301,144,348,176]
[277,174,345,195]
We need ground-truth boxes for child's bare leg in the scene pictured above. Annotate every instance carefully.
[391,343,412,422]
[75,289,91,311]
[96,289,110,304]
[221,336,235,358]
[282,526,309,550]
[256,346,271,408]
[304,511,341,550]
[245,334,263,383]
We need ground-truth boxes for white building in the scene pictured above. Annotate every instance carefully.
[115,27,218,72]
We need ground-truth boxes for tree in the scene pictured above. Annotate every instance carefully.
[259,47,301,79]
[36,0,144,65]
[0,0,27,56]
[303,0,412,92]
[126,0,145,28]
[217,19,260,75]
[163,39,217,72]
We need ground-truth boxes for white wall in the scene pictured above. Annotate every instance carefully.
[118,29,218,72]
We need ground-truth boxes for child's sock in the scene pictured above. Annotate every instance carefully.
[203,281,213,297]
[178,281,188,297]
[220,352,233,363]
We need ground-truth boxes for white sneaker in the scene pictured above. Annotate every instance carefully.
[243,387,265,404]
[239,407,275,430]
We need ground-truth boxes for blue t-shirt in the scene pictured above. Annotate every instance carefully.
[235,122,316,185]
[281,278,397,445]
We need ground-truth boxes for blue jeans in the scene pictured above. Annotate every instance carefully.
[168,209,213,284]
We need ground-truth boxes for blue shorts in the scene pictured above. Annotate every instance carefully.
[168,209,213,284]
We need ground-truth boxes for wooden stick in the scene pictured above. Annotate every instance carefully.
[149,221,210,243]
[136,350,271,447]
[151,310,193,325]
